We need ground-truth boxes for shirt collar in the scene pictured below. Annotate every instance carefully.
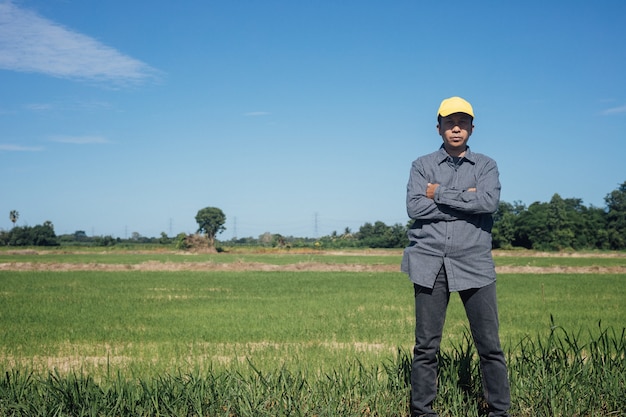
[437,145,476,164]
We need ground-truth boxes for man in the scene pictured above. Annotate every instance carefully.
[401,97,510,416]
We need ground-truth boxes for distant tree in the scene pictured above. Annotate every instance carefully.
[259,232,272,246]
[561,198,605,249]
[4,221,58,246]
[267,233,286,247]
[195,207,226,248]
[545,194,575,250]
[501,191,618,251]
[584,205,610,249]
[357,222,384,247]
[605,181,626,250]
[514,195,579,251]
[32,221,58,246]
[492,201,525,249]
[7,226,33,246]
[159,232,170,244]
[357,221,406,248]
[9,210,19,228]
[93,235,116,247]
[174,232,190,250]
[514,201,549,249]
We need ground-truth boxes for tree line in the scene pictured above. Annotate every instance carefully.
[492,181,626,250]
[291,180,626,251]
[2,181,625,251]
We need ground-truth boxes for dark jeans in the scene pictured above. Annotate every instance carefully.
[411,266,510,417]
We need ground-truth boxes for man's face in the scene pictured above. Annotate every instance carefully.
[437,112,473,154]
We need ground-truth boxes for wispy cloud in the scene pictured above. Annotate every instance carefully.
[49,135,111,145]
[0,144,44,152]
[0,2,160,85]
[601,105,626,115]
[24,99,113,112]
[244,112,271,117]
[24,103,54,111]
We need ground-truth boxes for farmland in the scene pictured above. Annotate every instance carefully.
[0,248,624,416]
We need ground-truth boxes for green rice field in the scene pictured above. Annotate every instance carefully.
[0,248,624,416]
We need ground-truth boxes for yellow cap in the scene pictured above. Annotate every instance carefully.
[437,96,474,118]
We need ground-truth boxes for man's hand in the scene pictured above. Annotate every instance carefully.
[467,188,476,192]
[426,183,439,199]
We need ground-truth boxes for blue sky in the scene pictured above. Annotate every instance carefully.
[1,0,625,240]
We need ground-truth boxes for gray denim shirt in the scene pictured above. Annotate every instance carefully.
[401,146,500,291]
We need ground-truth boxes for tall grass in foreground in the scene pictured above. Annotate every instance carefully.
[1,322,624,417]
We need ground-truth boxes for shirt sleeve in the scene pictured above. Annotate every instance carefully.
[406,159,461,221]
[433,157,501,214]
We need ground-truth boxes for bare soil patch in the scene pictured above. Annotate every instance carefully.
[1,260,625,274]
[1,249,624,273]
